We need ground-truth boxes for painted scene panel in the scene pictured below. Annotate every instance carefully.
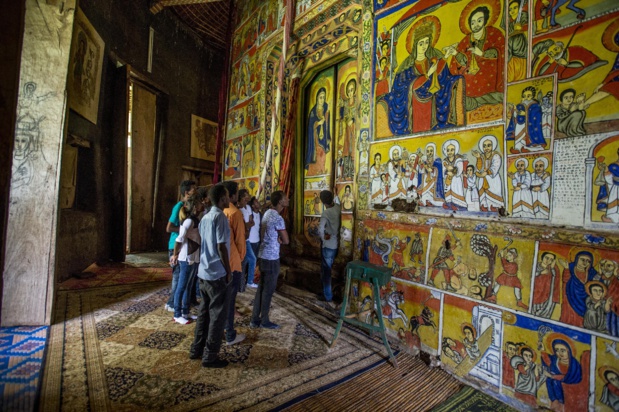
[532,0,618,36]
[428,228,534,312]
[595,337,619,411]
[502,313,591,411]
[532,12,619,138]
[241,130,261,178]
[335,59,358,183]
[360,219,430,285]
[339,214,354,258]
[533,242,619,338]
[336,183,355,213]
[305,66,335,179]
[506,153,553,220]
[369,125,506,215]
[441,295,503,388]
[591,134,619,224]
[223,137,242,180]
[374,0,506,139]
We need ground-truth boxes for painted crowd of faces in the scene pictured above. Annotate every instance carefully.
[360,219,619,339]
[373,0,619,139]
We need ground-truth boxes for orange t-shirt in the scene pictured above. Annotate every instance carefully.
[224,204,246,273]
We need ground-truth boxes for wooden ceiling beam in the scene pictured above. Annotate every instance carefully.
[150,0,223,14]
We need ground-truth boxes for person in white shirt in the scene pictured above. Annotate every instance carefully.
[242,196,261,288]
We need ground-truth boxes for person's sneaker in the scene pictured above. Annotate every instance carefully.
[174,316,191,325]
[247,283,258,288]
[226,333,246,346]
[189,352,202,360]
[261,321,280,329]
[164,304,174,312]
[202,358,229,368]
[183,314,198,320]
[249,322,260,329]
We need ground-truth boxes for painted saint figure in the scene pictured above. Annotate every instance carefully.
[560,251,597,328]
[583,281,611,332]
[380,16,465,135]
[513,346,542,406]
[530,157,551,220]
[509,158,535,219]
[506,0,528,82]
[595,147,619,223]
[532,252,561,318]
[442,139,467,211]
[370,153,385,206]
[338,77,357,181]
[555,88,587,137]
[388,145,408,200]
[506,86,547,154]
[473,135,504,212]
[532,39,607,83]
[465,165,480,211]
[461,324,481,360]
[417,143,445,207]
[600,367,619,410]
[489,247,529,310]
[305,87,331,176]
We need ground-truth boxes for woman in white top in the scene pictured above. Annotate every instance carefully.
[170,195,203,324]
[242,196,261,288]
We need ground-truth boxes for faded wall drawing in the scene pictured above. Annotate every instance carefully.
[190,115,217,161]
[68,8,104,125]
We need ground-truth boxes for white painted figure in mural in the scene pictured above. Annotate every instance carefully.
[473,135,504,212]
[338,77,357,181]
[532,252,561,318]
[465,164,480,211]
[530,157,551,219]
[600,367,619,410]
[541,91,553,141]
[555,88,587,137]
[357,130,369,178]
[305,87,331,176]
[388,145,407,201]
[405,152,419,201]
[508,158,535,219]
[595,146,619,223]
[370,153,385,206]
[442,139,467,211]
[583,281,611,333]
[462,323,481,360]
[417,143,445,207]
[507,86,547,154]
[512,346,543,405]
[341,185,354,211]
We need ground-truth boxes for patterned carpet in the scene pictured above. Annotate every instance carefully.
[40,282,396,411]
[0,326,48,411]
[430,386,518,412]
[58,263,172,291]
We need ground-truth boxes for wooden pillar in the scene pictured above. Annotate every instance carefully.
[1,0,76,326]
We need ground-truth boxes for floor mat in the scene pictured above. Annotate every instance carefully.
[430,385,518,412]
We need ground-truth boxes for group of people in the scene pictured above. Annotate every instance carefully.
[165,179,290,367]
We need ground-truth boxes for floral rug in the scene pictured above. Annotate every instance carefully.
[40,282,395,411]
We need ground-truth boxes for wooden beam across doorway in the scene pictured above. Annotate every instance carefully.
[150,0,223,14]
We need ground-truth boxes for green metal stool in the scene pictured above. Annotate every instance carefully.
[330,260,397,367]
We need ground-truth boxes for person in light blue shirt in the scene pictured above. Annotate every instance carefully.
[190,184,232,368]
[165,180,195,311]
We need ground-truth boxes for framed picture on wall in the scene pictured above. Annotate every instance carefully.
[68,8,104,125]
[191,114,217,161]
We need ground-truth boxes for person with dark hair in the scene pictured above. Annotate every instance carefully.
[244,196,261,288]
[190,184,232,368]
[251,190,289,329]
[318,190,341,309]
[238,189,257,290]
[222,181,246,346]
[165,180,196,312]
[556,88,587,137]
[169,194,204,324]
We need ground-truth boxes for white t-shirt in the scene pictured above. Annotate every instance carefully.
[176,217,200,264]
[242,205,261,243]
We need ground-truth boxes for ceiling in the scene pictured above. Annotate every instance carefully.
[150,0,234,50]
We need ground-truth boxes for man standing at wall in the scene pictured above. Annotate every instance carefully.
[318,190,340,309]
[251,190,289,329]
[222,181,246,346]
[190,184,232,368]
[165,180,196,311]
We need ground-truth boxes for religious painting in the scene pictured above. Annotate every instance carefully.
[357,128,370,180]
[590,134,619,225]
[241,131,260,178]
[304,216,321,248]
[506,76,555,155]
[59,144,78,209]
[303,189,324,217]
[237,177,259,197]
[506,154,553,220]
[227,92,261,140]
[369,125,506,214]
[359,219,430,285]
[257,0,284,45]
[337,183,355,213]
[335,59,358,183]
[396,283,441,356]
[68,8,104,125]
[505,0,529,83]
[501,313,591,411]
[531,0,618,36]
[305,66,335,179]
[532,12,619,138]
[428,228,535,312]
[595,337,619,411]
[190,115,217,161]
[374,0,505,139]
[532,242,619,338]
[441,295,502,388]
[339,214,354,257]
[223,137,242,179]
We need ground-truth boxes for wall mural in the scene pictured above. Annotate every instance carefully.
[222,0,619,409]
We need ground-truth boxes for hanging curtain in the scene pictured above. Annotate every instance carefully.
[280,75,302,197]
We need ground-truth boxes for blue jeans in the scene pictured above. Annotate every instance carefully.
[242,240,258,285]
[321,247,337,302]
[251,259,280,325]
[225,271,243,341]
[174,261,196,318]
[167,249,181,306]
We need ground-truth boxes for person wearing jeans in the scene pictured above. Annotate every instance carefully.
[251,191,289,329]
[242,196,261,288]
[318,190,341,308]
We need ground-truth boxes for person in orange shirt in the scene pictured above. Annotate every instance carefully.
[222,181,247,346]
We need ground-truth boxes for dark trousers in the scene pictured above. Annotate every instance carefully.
[224,271,242,341]
[251,259,279,325]
[191,277,229,362]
